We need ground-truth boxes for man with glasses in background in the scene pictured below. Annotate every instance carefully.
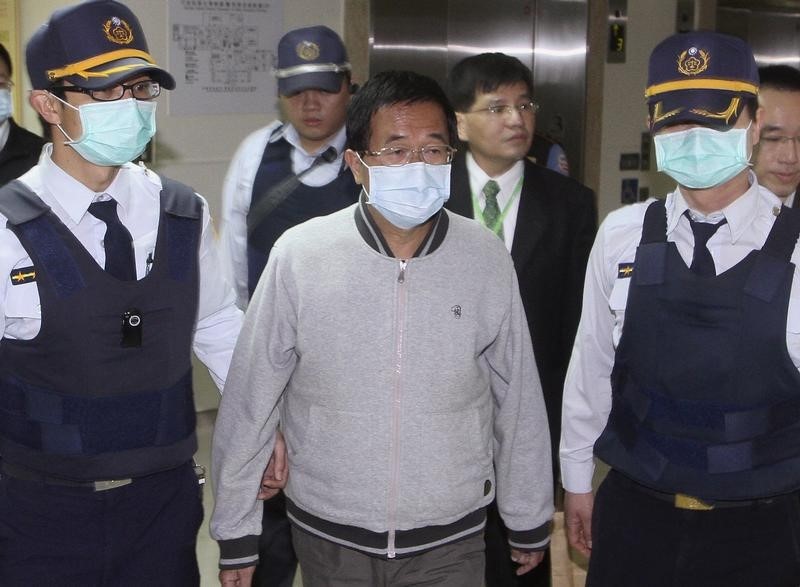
[0,2,245,584]
[446,52,596,586]
[0,42,45,185]
[753,64,800,208]
[212,70,553,586]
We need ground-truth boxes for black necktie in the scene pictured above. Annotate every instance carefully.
[685,211,727,277]
[88,199,136,281]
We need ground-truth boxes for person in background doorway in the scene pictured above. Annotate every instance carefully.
[446,51,596,587]
[0,42,45,185]
[753,64,800,207]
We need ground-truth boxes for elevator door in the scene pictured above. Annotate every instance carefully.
[369,0,588,181]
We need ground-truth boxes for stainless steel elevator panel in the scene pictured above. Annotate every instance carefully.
[533,0,588,180]
[370,1,448,81]
[718,7,800,66]
[369,0,588,180]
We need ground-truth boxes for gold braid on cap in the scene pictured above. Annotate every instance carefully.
[47,49,156,82]
[645,78,758,98]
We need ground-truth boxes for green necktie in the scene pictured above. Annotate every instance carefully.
[482,179,504,240]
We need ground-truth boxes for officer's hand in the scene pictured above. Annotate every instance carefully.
[219,565,255,586]
[564,490,594,558]
[510,548,545,575]
[257,429,288,500]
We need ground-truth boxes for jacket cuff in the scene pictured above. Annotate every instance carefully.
[507,520,552,551]
[218,535,260,570]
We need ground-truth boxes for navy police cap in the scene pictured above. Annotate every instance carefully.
[274,26,350,95]
[645,31,758,132]
[26,0,175,91]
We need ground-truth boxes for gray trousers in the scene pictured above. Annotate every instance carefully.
[292,528,485,587]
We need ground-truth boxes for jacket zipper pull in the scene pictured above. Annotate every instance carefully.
[398,260,407,284]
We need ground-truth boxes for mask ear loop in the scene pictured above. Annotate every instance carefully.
[354,151,374,200]
[47,91,81,144]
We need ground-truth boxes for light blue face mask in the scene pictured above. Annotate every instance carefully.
[359,156,451,229]
[654,124,751,189]
[0,88,12,122]
[53,95,156,166]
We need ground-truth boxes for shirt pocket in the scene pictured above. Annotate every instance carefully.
[5,282,41,319]
[608,275,631,349]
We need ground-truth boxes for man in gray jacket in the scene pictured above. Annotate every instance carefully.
[212,70,553,586]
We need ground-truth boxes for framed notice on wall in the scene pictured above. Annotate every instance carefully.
[0,0,21,115]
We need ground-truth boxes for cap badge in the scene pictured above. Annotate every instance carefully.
[677,47,709,77]
[103,17,134,45]
[296,41,320,61]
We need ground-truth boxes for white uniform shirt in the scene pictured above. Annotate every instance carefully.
[220,121,347,308]
[560,173,800,494]
[0,144,242,391]
[465,152,523,252]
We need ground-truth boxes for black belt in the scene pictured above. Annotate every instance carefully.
[1,462,133,492]
[612,470,782,511]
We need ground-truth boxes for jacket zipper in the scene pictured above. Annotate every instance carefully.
[387,259,407,558]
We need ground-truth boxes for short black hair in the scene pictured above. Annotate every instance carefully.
[758,64,800,93]
[346,70,457,152]
[447,52,533,112]
[0,43,11,76]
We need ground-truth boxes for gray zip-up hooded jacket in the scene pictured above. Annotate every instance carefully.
[211,202,553,569]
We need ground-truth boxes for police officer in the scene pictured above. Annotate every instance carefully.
[561,32,800,586]
[220,25,359,587]
[221,25,359,310]
[0,1,243,584]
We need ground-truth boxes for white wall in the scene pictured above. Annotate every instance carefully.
[595,0,677,222]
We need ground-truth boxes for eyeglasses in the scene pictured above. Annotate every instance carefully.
[759,135,800,149]
[362,145,457,166]
[468,101,540,117]
[55,80,161,102]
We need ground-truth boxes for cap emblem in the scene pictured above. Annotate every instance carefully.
[677,47,709,77]
[296,41,320,61]
[103,17,134,45]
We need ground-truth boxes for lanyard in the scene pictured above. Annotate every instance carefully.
[471,176,523,235]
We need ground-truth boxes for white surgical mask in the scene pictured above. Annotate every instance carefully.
[359,156,451,229]
[0,88,12,122]
[51,94,156,166]
[654,124,751,189]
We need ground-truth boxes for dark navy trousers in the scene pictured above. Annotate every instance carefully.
[587,470,800,587]
[0,461,202,586]
[253,492,297,587]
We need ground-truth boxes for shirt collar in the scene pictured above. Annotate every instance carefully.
[275,123,347,159]
[665,171,772,243]
[465,152,524,203]
[39,143,133,223]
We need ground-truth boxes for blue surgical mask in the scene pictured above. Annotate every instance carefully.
[0,88,12,122]
[52,95,156,166]
[654,124,751,189]
[360,157,451,229]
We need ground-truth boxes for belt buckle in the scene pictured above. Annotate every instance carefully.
[674,493,714,510]
[93,478,133,492]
